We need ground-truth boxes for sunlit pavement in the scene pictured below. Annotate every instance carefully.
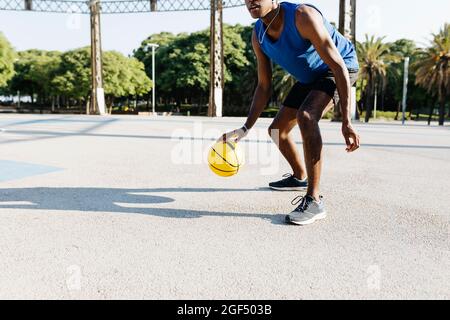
[0,114,448,299]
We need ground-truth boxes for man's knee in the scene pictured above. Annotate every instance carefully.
[268,122,289,140]
[297,109,319,127]
[268,122,278,139]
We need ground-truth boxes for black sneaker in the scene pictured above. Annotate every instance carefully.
[269,174,308,191]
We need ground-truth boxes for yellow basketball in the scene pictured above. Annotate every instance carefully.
[208,141,245,177]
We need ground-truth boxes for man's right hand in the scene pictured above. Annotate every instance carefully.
[219,126,249,143]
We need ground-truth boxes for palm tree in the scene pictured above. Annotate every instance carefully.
[387,39,419,119]
[357,35,399,122]
[414,23,449,126]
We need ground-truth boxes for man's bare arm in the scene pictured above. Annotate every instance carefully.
[295,6,360,152]
[220,30,273,143]
[243,30,273,130]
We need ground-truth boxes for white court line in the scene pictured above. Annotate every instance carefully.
[0,201,37,206]
[113,202,162,208]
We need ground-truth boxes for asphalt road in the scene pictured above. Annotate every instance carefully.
[0,114,448,299]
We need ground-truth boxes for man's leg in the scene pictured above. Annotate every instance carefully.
[297,91,334,201]
[268,106,307,180]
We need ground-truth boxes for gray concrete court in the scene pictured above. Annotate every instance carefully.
[0,114,448,299]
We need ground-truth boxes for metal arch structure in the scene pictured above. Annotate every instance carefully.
[0,0,245,14]
[0,0,246,116]
[208,0,224,117]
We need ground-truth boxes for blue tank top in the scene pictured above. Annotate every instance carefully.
[255,2,359,84]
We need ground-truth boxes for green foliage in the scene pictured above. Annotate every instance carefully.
[103,51,152,99]
[135,31,206,104]
[387,39,417,101]
[414,23,449,125]
[135,24,252,113]
[52,47,91,100]
[9,50,61,102]
[0,32,16,88]
[4,47,151,111]
[352,37,438,121]
[357,35,401,121]
[357,35,400,92]
[414,24,450,96]
[155,31,210,103]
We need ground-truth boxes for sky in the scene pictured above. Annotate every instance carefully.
[0,0,449,55]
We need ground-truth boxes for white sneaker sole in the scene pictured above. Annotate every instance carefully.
[269,186,308,191]
[287,211,327,226]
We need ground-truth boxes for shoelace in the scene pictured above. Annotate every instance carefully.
[291,195,324,211]
[282,173,293,179]
[282,173,307,182]
[291,196,310,212]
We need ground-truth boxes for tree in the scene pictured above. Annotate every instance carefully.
[8,50,61,108]
[135,26,250,114]
[9,50,38,104]
[52,47,91,108]
[357,35,399,122]
[0,32,15,88]
[383,39,429,119]
[103,51,152,112]
[51,48,152,112]
[141,32,209,106]
[127,57,152,97]
[29,51,61,106]
[414,23,449,126]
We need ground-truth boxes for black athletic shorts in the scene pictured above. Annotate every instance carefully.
[283,69,359,110]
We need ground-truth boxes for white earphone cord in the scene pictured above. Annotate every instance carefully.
[258,4,281,45]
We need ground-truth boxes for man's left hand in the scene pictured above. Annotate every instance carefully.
[342,123,360,153]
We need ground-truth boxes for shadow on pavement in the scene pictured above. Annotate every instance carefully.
[0,187,287,226]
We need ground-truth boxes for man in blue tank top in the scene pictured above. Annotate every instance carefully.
[222,0,361,226]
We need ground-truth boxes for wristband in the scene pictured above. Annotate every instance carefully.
[243,125,249,133]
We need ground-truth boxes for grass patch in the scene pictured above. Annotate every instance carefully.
[361,111,450,121]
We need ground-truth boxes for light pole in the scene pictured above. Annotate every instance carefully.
[145,43,159,115]
[14,59,20,109]
[402,57,410,125]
